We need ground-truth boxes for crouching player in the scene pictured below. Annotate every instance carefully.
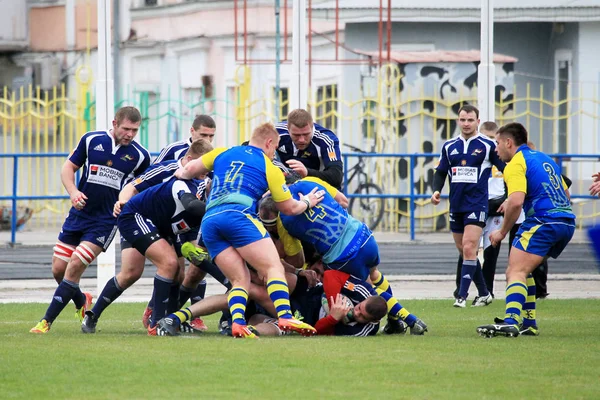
[259,177,428,334]
[115,176,207,335]
[174,123,325,338]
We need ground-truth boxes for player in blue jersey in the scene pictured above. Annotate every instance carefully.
[276,109,343,189]
[153,114,216,163]
[477,123,576,338]
[31,106,151,334]
[115,176,207,335]
[174,122,326,338]
[431,105,505,308]
[80,139,215,334]
[258,176,428,335]
[152,115,217,330]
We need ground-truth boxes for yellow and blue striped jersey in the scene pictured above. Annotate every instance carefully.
[504,145,574,220]
[201,145,292,211]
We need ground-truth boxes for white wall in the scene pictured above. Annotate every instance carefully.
[577,22,600,179]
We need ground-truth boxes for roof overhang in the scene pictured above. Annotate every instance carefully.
[311,4,600,23]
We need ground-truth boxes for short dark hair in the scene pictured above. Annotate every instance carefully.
[364,296,388,322]
[192,115,216,130]
[258,196,278,221]
[114,106,142,125]
[285,170,302,185]
[480,121,498,133]
[458,104,479,119]
[497,122,528,146]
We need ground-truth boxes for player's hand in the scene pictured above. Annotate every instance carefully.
[286,159,308,178]
[497,200,507,214]
[431,191,441,206]
[113,200,125,217]
[592,172,600,182]
[298,269,319,287]
[590,180,600,197]
[71,191,87,210]
[299,187,325,208]
[174,167,188,180]
[489,229,506,248]
[329,294,352,321]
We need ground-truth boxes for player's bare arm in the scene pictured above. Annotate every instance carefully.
[113,183,139,217]
[61,159,87,210]
[175,158,209,180]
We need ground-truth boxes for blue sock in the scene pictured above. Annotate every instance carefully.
[91,277,124,319]
[43,279,79,323]
[191,279,207,305]
[72,288,86,309]
[150,274,173,328]
[472,260,490,297]
[167,283,180,314]
[458,259,477,299]
[178,285,194,309]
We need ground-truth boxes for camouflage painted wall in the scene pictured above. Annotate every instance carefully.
[366,61,515,230]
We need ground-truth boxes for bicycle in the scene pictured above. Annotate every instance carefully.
[343,143,385,231]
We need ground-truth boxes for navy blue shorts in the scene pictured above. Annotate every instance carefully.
[449,211,487,234]
[58,213,117,251]
[118,212,169,255]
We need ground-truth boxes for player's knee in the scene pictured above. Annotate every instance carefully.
[71,243,97,269]
[462,241,478,258]
[158,257,179,276]
[117,266,143,287]
[53,243,75,264]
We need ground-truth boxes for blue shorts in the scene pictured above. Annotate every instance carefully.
[449,211,487,234]
[201,205,269,259]
[512,217,575,258]
[58,213,117,251]
[118,212,170,255]
[325,234,380,281]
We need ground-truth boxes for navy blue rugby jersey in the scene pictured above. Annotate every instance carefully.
[436,134,505,213]
[275,121,342,171]
[132,159,207,200]
[68,130,151,222]
[122,178,203,238]
[153,137,192,164]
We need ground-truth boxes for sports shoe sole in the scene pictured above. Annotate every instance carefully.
[477,325,519,338]
[278,320,317,337]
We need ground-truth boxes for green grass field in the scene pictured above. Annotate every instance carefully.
[1,300,599,399]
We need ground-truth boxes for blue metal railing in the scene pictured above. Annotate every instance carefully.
[2,152,599,245]
[342,152,600,241]
[0,152,158,245]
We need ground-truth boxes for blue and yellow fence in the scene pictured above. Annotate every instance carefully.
[1,151,598,244]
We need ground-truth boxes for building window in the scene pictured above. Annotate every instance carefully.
[315,84,338,130]
[554,50,571,155]
[145,0,158,6]
[273,87,289,121]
